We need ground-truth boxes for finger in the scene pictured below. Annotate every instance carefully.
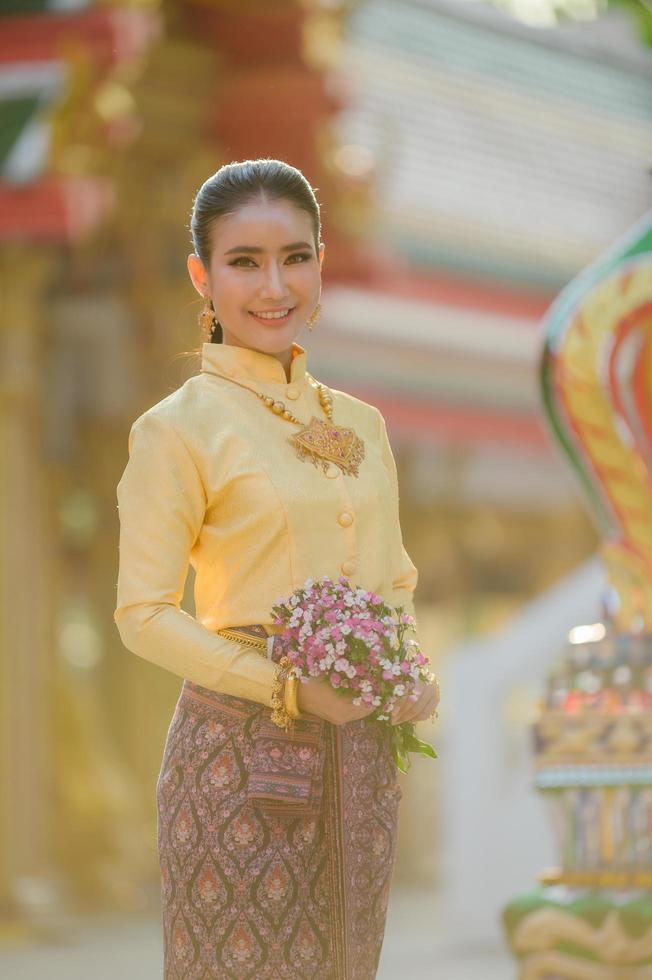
[414,690,438,722]
[390,687,417,725]
[392,687,424,725]
[402,685,435,724]
[390,701,406,725]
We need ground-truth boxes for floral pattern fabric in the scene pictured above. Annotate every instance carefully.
[157,679,402,979]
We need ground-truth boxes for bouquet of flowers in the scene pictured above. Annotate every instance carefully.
[271,575,438,774]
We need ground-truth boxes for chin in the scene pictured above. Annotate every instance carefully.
[248,327,302,352]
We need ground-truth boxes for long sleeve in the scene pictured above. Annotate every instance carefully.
[113,411,280,707]
[376,409,419,625]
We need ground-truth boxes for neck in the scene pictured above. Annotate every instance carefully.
[277,350,293,383]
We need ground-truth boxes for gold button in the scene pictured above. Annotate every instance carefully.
[338,511,353,527]
[285,384,300,400]
[326,464,340,479]
[341,559,356,576]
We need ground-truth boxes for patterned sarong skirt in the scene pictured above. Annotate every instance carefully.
[156,633,403,979]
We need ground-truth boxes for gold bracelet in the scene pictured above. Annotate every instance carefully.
[284,671,303,720]
[217,628,300,729]
[270,656,295,732]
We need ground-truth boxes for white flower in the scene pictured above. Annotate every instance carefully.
[340,625,352,635]
[372,696,381,706]
[394,684,406,697]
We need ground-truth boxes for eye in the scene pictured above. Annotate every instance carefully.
[228,252,312,267]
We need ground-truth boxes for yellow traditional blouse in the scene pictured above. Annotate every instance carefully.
[113,340,419,709]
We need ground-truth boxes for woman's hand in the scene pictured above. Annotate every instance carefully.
[391,676,440,726]
[296,675,377,726]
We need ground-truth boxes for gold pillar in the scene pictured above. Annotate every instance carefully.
[0,245,59,938]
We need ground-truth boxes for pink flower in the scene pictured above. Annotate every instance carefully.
[271,575,430,746]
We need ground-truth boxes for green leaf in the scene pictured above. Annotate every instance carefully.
[398,723,438,759]
[392,745,412,774]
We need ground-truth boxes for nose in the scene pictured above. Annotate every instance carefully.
[259,261,289,301]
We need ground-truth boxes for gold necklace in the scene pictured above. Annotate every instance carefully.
[223,372,365,478]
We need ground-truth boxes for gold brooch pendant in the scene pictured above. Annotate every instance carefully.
[288,417,365,478]
[254,373,366,478]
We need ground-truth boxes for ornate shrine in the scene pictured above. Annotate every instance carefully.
[503,212,652,978]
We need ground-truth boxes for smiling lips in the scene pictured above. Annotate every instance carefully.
[249,308,294,321]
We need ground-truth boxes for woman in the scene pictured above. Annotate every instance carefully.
[114,158,439,979]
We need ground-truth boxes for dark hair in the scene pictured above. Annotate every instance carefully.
[189,158,321,344]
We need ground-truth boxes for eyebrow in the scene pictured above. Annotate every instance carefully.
[224,241,313,255]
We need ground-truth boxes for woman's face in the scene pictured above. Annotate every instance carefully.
[188,196,324,355]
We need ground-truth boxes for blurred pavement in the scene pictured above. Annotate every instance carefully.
[1,886,513,979]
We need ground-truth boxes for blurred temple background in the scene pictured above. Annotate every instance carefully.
[1,0,651,977]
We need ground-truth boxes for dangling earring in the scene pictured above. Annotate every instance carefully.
[199,294,219,342]
[307,302,322,331]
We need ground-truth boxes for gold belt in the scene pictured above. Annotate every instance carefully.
[216,624,283,655]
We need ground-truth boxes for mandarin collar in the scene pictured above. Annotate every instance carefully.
[200,341,307,386]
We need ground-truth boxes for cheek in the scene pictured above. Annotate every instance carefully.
[214,269,251,306]
[290,264,320,294]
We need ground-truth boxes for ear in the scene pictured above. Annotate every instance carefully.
[318,242,325,270]
[187,253,209,295]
